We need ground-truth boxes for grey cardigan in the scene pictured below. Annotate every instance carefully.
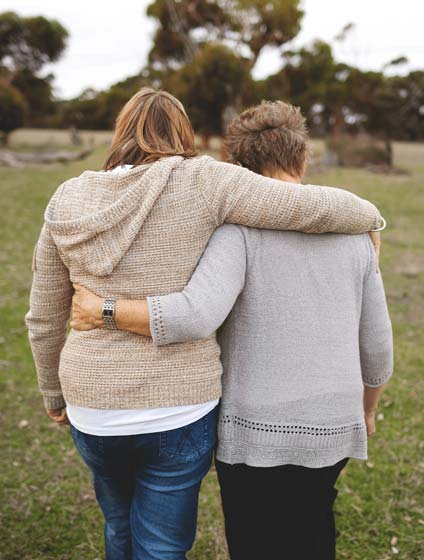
[147,225,393,468]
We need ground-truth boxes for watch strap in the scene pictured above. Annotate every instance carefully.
[102,297,117,330]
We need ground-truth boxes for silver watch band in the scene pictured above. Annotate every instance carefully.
[370,216,387,232]
[102,297,117,330]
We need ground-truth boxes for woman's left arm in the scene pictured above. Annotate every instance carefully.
[25,224,73,413]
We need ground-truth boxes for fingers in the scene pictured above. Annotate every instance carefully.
[53,413,69,426]
[365,413,376,437]
[368,231,381,273]
[70,319,96,331]
[47,408,70,426]
[72,283,97,296]
[73,283,90,294]
[70,318,104,330]
[56,411,70,426]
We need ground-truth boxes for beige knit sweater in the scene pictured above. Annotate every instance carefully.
[25,155,382,410]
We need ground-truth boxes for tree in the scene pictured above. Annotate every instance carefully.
[0,11,68,126]
[0,82,26,144]
[346,68,424,154]
[55,70,163,130]
[0,11,68,74]
[11,70,55,126]
[146,1,303,70]
[231,0,304,67]
[147,0,233,67]
[146,1,303,145]
[395,71,424,140]
[165,43,253,144]
[266,40,351,136]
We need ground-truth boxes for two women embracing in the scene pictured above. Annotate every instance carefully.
[26,88,393,560]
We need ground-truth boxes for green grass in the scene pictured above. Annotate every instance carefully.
[0,139,423,560]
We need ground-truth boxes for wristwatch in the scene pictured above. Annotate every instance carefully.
[102,297,117,330]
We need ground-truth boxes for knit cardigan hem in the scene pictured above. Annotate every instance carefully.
[216,440,368,469]
[217,412,368,468]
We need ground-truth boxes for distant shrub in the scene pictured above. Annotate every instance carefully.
[326,134,391,168]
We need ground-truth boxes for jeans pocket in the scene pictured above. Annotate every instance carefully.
[159,407,217,463]
[70,424,103,468]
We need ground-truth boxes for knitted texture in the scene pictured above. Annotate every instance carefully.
[147,225,393,467]
[26,155,382,410]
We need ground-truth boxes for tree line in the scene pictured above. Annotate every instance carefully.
[1,2,424,147]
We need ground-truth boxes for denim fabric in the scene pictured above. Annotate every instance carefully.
[71,406,217,560]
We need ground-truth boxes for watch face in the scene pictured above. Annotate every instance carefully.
[104,308,113,318]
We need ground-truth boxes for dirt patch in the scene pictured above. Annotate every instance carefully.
[393,252,424,277]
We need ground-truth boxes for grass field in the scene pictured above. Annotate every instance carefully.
[0,133,423,560]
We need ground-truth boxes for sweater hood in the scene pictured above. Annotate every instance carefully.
[45,156,184,276]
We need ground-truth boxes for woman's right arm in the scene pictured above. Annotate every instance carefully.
[198,157,383,234]
[25,224,73,412]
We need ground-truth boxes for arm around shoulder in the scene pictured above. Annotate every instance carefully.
[198,157,383,234]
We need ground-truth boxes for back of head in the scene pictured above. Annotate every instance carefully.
[104,88,197,170]
[224,100,308,178]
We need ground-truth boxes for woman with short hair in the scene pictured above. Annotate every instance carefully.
[26,90,385,560]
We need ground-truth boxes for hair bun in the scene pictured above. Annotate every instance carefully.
[224,100,308,175]
[239,101,305,134]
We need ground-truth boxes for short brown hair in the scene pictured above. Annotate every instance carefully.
[104,88,197,170]
[223,100,308,177]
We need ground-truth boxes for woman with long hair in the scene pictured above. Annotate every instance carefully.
[26,89,384,560]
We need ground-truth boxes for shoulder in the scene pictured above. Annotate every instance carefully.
[44,175,82,221]
[193,155,257,181]
[328,232,374,276]
[345,232,373,258]
[206,224,247,259]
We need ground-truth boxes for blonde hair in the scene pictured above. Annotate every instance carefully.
[224,100,308,177]
[104,88,197,170]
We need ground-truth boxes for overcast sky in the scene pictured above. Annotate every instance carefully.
[4,0,424,99]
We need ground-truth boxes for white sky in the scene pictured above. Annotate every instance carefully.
[2,0,424,99]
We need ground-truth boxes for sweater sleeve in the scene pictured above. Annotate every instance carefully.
[25,224,73,409]
[147,224,246,346]
[198,157,382,234]
[359,236,394,387]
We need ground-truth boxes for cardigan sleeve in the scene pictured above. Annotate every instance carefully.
[198,157,383,234]
[147,225,246,346]
[25,224,73,409]
[359,236,394,387]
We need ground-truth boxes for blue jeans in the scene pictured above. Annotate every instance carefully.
[70,407,217,560]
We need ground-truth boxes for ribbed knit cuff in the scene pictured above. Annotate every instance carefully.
[43,393,66,410]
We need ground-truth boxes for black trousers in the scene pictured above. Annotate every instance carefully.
[215,457,349,560]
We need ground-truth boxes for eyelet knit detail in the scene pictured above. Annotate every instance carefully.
[363,373,392,386]
[217,412,369,466]
[150,296,167,345]
[220,414,364,436]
